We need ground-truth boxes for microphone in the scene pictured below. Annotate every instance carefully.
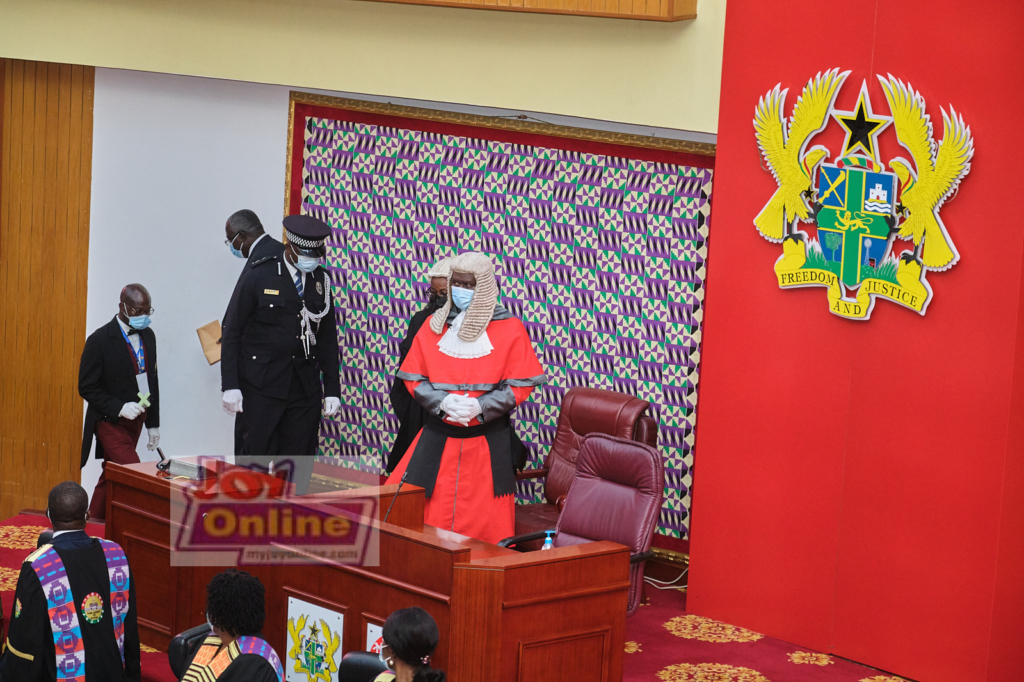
[382,472,408,525]
[154,447,203,480]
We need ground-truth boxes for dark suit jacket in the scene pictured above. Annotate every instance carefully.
[79,317,160,467]
[221,251,340,401]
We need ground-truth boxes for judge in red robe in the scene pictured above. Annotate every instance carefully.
[386,252,546,544]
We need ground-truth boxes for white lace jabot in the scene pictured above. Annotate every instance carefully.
[438,311,493,359]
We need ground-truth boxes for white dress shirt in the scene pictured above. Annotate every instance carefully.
[117,316,149,395]
[116,315,141,355]
[283,253,304,292]
[52,529,87,538]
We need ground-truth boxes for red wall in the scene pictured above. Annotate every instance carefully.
[688,2,1024,681]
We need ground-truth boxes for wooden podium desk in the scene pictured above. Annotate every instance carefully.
[106,461,628,682]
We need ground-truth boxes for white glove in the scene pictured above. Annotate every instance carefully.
[452,394,482,421]
[442,394,482,425]
[440,393,471,420]
[119,402,144,420]
[222,389,244,414]
[324,397,341,416]
[147,427,160,451]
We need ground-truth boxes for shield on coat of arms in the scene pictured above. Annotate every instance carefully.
[301,636,326,674]
[814,156,897,288]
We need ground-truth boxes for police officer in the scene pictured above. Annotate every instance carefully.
[221,215,341,494]
[223,209,285,457]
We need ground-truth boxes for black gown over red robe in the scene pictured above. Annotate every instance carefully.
[386,313,545,544]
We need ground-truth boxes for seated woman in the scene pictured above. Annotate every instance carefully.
[375,607,445,682]
[179,569,284,682]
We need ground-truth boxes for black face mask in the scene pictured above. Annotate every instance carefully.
[428,293,448,310]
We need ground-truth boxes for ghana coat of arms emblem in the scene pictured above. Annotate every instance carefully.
[753,69,974,319]
[286,611,342,682]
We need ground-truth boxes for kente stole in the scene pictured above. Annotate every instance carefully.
[28,539,131,682]
[183,635,284,682]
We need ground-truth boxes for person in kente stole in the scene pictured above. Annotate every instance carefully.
[386,251,547,544]
[78,284,160,521]
[221,214,341,494]
[0,481,140,682]
[180,570,283,682]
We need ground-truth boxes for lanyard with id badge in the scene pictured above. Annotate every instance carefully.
[120,326,151,408]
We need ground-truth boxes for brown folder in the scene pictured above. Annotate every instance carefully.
[196,320,222,365]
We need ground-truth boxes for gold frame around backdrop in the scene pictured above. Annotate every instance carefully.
[283,90,716,217]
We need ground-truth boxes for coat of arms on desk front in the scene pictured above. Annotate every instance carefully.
[286,597,343,682]
[753,69,974,320]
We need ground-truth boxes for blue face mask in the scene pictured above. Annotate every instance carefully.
[295,255,320,273]
[227,233,245,259]
[128,315,151,330]
[451,286,474,310]
[122,303,152,330]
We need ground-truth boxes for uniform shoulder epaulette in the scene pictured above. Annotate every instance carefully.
[25,544,52,563]
[250,255,277,267]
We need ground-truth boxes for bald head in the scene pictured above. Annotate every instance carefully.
[119,284,152,324]
[48,481,89,529]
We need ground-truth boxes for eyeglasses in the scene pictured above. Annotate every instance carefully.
[225,232,245,247]
[124,305,155,316]
[428,288,447,297]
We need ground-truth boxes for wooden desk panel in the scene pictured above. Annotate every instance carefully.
[451,545,628,682]
[106,461,628,681]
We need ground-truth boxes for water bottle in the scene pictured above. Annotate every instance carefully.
[541,531,555,550]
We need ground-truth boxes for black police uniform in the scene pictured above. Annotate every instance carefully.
[225,234,285,458]
[221,248,340,494]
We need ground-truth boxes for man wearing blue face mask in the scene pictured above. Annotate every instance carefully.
[223,209,285,273]
[222,210,285,457]
[221,215,341,495]
[79,284,161,520]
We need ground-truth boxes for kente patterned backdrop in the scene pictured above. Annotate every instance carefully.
[290,98,713,539]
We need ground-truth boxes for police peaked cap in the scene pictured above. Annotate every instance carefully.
[283,214,331,257]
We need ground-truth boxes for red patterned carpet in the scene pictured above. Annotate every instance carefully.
[0,513,177,682]
[625,586,910,682]
[0,513,909,682]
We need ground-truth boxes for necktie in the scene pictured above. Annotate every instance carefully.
[294,270,304,297]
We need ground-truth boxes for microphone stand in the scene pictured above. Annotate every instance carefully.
[382,472,408,525]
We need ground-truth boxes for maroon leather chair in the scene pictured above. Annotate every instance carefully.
[501,433,664,616]
[515,387,658,547]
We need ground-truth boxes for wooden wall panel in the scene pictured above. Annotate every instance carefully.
[0,59,93,519]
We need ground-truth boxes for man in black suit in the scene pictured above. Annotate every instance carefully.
[221,215,340,494]
[79,284,160,520]
[223,209,285,456]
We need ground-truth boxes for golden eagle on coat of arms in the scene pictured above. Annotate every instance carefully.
[753,68,974,319]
